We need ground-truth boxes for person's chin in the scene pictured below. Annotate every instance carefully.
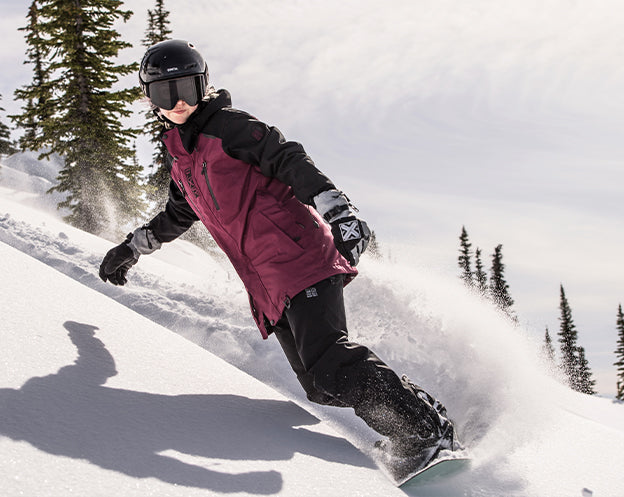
[167,112,189,124]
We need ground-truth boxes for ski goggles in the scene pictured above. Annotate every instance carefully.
[147,75,205,110]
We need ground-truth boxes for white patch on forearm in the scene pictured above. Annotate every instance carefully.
[313,189,356,223]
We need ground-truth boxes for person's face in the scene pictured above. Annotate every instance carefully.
[159,100,198,125]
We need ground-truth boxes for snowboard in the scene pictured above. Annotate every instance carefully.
[374,444,470,487]
[394,451,470,487]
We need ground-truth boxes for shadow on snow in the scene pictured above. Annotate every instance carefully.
[0,321,374,494]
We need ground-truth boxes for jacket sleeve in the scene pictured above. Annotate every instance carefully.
[146,180,199,243]
[220,109,336,205]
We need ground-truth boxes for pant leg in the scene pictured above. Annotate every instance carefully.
[272,313,346,407]
[273,275,438,440]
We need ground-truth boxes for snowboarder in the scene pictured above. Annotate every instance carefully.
[99,39,459,475]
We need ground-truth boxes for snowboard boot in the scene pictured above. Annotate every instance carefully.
[374,376,462,482]
[399,375,462,451]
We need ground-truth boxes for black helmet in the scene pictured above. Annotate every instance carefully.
[139,40,209,109]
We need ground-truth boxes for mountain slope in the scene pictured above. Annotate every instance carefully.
[0,241,395,497]
[1,155,623,497]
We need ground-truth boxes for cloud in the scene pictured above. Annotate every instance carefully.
[3,0,623,394]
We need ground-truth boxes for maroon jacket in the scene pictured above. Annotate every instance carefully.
[147,90,357,337]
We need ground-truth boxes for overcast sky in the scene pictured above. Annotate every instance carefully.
[1,0,623,394]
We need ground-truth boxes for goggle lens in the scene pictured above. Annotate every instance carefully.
[148,76,203,110]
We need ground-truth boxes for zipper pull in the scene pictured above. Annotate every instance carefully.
[177,179,187,196]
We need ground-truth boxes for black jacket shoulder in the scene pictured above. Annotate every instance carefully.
[183,90,335,204]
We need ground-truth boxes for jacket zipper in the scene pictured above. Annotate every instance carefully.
[201,161,220,211]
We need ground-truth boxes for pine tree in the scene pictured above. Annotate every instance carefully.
[11,1,53,151]
[576,346,596,395]
[142,0,172,47]
[142,0,172,210]
[558,284,581,390]
[615,304,624,401]
[18,0,145,235]
[473,247,488,295]
[0,96,16,156]
[458,226,473,287]
[543,326,556,366]
[489,244,516,320]
[367,230,382,259]
[138,0,218,252]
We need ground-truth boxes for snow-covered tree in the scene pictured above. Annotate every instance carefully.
[0,96,16,156]
[18,0,146,235]
[11,1,53,151]
[615,304,624,401]
[576,346,596,395]
[473,247,488,295]
[458,226,473,287]
[543,326,556,366]
[489,244,516,321]
[558,284,579,389]
[367,230,382,260]
[556,285,594,394]
[142,0,172,209]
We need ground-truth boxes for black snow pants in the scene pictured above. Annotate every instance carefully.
[272,274,435,441]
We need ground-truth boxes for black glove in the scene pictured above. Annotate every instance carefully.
[329,216,371,266]
[99,234,139,286]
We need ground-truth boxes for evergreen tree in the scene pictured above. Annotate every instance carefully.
[489,244,516,320]
[473,247,488,295]
[558,284,581,391]
[458,226,473,287]
[0,96,16,156]
[142,0,172,209]
[576,346,596,395]
[138,0,218,252]
[142,0,172,47]
[367,230,382,259]
[11,1,53,151]
[615,304,624,401]
[18,0,145,235]
[543,326,556,366]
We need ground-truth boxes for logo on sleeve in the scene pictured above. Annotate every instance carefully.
[339,220,361,241]
[251,125,265,142]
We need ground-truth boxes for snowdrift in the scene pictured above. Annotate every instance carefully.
[1,154,623,497]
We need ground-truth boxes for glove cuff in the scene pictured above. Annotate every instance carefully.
[313,189,357,223]
[128,226,162,256]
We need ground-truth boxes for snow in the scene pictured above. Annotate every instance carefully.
[1,154,624,497]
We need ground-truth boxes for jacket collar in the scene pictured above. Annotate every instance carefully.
[175,89,232,153]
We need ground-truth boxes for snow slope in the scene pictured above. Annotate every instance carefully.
[1,154,624,497]
[1,242,393,497]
